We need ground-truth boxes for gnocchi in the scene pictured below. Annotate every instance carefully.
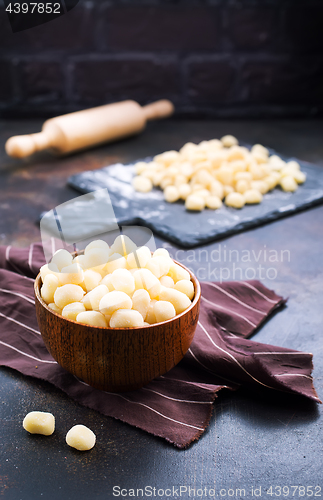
[59,263,84,286]
[154,301,176,322]
[62,302,86,321]
[66,424,96,451]
[132,137,306,210]
[53,284,85,310]
[51,249,73,271]
[110,309,144,328]
[110,269,135,295]
[40,236,195,328]
[244,189,263,205]
[83,269,102,292]
[99,290,132,316]
[280,175,298,192]
[41,274,59,304]
[76,311,107,327]
[131,289,150,320]
[23,411,55,436]
[225,192,245,209]
[174,279,195,300]
[185,194,205,211]
[159,288,192,315]
[132,175,153,193]
[164,185,180,203]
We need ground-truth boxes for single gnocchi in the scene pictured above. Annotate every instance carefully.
[280,175,298,192]
[99,290,132,316]
[66,424,96,451]
[51,249,73,271]
[40,263,59,282]
[84,239,110,254]
[48,302,62,315]
[185,194,205,211]
[84,247,111,270]
[62,302,86,321]
[221,135,238,147]
[225,192,245,209]
[76,311,107,328]
[164,185,180,203]
[244,189,263,204]
[23,411,55,436]
[104,254,127,275]
[131,289,150,320]
[178,183,191,200]
[132,175,153,193]
[205,195,222,210]
[127,246,151,269]
[159,287,192,315]
[41,274,59,305]
[109,309,144,328]
[59,263,84,286]
[159,275,174,288]
[54,284,85,310]
[83,269,102,292]
[168,262,190,283]
[154,301,176,322]
[174,279,195,300]
[110,269,135,295]
[145,299,157,324]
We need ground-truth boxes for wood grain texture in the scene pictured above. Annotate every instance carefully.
[34,261,200,392]
[5,100,174,158]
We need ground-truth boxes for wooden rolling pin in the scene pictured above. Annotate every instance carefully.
[5,99,174,158]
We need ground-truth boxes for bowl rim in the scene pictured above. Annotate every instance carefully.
[34,258,201,331]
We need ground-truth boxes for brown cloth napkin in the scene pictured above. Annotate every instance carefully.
[0,243,321,448]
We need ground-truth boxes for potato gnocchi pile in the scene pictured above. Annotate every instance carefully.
[132,135,306,210]
[40,236,194,328]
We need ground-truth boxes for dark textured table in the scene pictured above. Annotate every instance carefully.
[0,119,322,500]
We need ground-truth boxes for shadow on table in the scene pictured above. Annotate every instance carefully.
[214,383,320,429]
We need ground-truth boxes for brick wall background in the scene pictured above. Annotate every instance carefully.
[1,0,323,118]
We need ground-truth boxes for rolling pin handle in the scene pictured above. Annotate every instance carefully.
[142,100,175,122]
[5,132,52,159]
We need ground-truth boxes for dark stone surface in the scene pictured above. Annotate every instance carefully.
[0,117,323,498]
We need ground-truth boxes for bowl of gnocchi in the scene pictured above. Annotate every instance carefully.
[34,235,200,392]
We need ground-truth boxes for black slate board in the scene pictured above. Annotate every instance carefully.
[68,150,323,248]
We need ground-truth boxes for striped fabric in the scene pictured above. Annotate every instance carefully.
[0,242,320,448]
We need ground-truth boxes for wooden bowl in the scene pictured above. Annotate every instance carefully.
[34,261,201,392]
